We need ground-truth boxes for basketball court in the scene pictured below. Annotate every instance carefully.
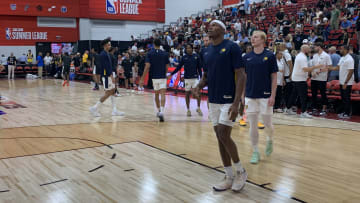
[1,79,360,202]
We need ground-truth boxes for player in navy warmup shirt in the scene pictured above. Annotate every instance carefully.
[169,44,203,117]
[90,37,124,117]
[194,20,247,193]
[140,39,170,122]
[243,31,278,164]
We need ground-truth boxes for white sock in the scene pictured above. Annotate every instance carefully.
[160,106,164,113]
[233,162,244,173]
[224,166,234,178]
[111,96,116,112]
[262,115,274,141]
[94,101,102,109]
[247,113,259,152]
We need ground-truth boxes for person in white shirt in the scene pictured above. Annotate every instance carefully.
[275,51,285,113]
[279,43,294,111]
[285,45,325,118]
[327,45,355,119]
[310,39,332,116]
[43,52,53,78]
[131,42,138,53]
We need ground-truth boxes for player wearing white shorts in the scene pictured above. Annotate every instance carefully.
[194,20,247,193]
[169,44,203,117]
[242,31,278,164]
[140,39,170,122]
[89,38,124,117]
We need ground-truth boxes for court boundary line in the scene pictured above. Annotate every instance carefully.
[1,120,360,132]
[0,139,136,161]
[136,141,307,203]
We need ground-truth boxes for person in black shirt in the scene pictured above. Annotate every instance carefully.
[276,8,285,24]
[73,53,81,69]
[282,16,291,37]
[169,44,203,117]
[91,49,101,90]
[140,39,170,122]
[62,52,71,87]
[135,50,146,91]
[90,38,124,117]
[293,29,307,50]
[121,52,134,89]
[7,53,16,80]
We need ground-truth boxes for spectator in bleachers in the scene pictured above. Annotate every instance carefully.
[347,0,355,15]
[18,54,26,65]
[341,17,352,30]
[7,53,16,80]
[293,28,307,50]
[330,4,340,30]
[282,15,292,37]
[308,31,318,43]
[276,8,285,24]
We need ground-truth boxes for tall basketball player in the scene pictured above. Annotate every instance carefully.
[243,31,278,164]
[140,39,170,122]
[89,38,124,117]
[169,44,203,116]
[194,20,247,192]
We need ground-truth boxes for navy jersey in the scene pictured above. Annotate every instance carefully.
[203,40,244,104]
[171,53,202,79]
[243,50,278,99]
[145,49,170,79]
[99,50,113,77]
[200,46,209,73]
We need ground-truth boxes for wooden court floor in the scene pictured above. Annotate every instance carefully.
[1,79,360,203]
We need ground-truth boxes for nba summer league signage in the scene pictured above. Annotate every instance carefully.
[106,0,142,15]
[6,28,47,40]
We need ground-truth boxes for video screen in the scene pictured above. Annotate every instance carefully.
[51,43,73,54]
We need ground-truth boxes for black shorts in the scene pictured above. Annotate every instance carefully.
[63,66,70,73]
[94,65,102,75]
[124,69,132,79]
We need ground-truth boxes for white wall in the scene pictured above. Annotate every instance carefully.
[165,0,221,24]
[0,46,35,59]
[80,18,157,41]
[79,0,221,41]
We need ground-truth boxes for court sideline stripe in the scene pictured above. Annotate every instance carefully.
[0,139,136,160]
[136,141,307,203]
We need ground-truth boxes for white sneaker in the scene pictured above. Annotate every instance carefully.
[300,112,313,119]
[115,93,122,97]
[196,108,203,116]
[89,106,101,117]
[232,169,248,192]
[275,108,284,113]
[187,110,192,117]
[112,110,125,116]
[285,108,297,115]
[213,176,233,192]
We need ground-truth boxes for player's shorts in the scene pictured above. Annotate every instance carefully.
[63,66,70,74]
[92,65,102,75]
[102,76,116,91]
[152,79,167,91]
[245,98,273,115]
[184,78,199,92]
[209,103,234,127]
[124,69,133,79]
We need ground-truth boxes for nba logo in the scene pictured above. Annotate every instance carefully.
[5,28,11,40]
[106,0,118,14]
